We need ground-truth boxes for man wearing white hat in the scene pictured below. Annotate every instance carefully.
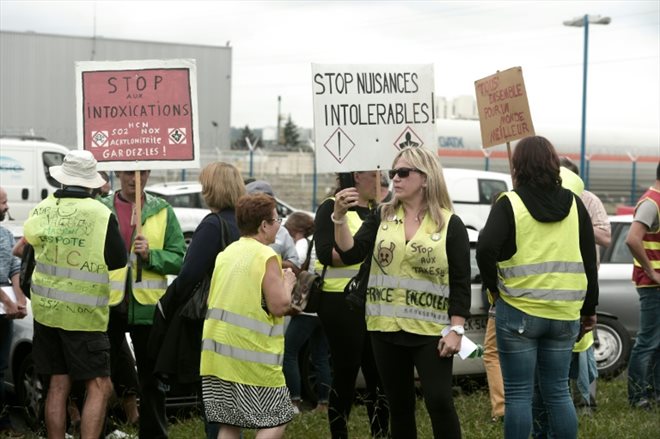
[23,150,127,439]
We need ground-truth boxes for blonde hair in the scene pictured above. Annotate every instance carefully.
[198,162,245,211]
[381,147,453,232]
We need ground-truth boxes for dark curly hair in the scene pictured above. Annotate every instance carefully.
[512,136,561,190]
[236,193,277,236]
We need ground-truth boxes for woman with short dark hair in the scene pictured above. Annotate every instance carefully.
[200,193,297,439]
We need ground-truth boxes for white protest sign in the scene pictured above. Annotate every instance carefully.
[312,64,436,173]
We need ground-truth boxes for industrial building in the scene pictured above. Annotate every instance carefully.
[0,31,232,163]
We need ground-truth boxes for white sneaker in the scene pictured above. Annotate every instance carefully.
[106,430,130,439]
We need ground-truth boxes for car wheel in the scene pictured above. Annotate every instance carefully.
[16,352,45,430]
[183,232,194,248]
[593,315,632,379]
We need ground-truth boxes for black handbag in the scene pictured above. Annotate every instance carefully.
[179,213,230,320]
[344,247,374,312]
[290,238,326,313]
[179,275,211,320]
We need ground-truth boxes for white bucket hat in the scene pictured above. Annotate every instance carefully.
[49,150,106,189]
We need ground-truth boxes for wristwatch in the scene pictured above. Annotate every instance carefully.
[449,325,465,336]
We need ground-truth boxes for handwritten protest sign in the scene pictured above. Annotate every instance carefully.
[76,59,199,170]
[474,67,535,148]
[312,64,436,173]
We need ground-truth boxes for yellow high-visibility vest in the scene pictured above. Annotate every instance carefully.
[314,197,363,292]
[108,208,168,306]
[367,206,452,336]
[24,196,111,331]
[200,237,285,387]
[498,192,587,321]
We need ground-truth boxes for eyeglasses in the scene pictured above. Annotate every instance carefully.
[267,218,282,224]
[388,167,423,179]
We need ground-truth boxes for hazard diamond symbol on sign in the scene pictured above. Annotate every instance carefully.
[168,128,187,144]
[394,126,424,150]
[324,128,356,163]
[91,131,109,148]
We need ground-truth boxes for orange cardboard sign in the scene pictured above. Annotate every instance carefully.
[474,67,535,148]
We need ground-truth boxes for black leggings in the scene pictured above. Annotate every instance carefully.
[370,334,461,439]
[317,291,389,439]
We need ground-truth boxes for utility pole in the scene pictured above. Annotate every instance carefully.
[276,95,282,146]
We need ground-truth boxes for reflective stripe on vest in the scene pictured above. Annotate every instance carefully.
[23,196,111,331]
[365,302,451,326]
[324,268,359,279]
[206,308,285,337]
[369,273,448,297]
[35,261,108,284]
[201,338,283,366]
[31,283,109,307]
[632,187,660,287]
[200,238,285,388]
[314,200,364,292]
[498,191,586,320]
[366,207,452,335]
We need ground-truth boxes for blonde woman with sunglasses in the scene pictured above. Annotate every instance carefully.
[333,146,471,439]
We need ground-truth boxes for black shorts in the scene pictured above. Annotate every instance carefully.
[33,320,111,381]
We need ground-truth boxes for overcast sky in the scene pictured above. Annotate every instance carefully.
[1,0,658,137]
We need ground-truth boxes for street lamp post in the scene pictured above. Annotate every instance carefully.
[563,14,611,180]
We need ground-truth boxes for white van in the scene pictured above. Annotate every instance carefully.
[0,135,70,222]
[443,168,512,230]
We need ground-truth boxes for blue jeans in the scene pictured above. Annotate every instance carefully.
[283,314,332,403]
[628,286,660,405]
[496,299,580,439]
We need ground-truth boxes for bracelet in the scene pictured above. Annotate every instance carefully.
[331,213,347,225]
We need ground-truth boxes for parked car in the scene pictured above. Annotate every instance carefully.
[145,182,310,245]
[0,135,69,222]
[593,214,638,378]
[443,168,512,231]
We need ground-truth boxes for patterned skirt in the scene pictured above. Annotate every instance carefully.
[202,375,295,428]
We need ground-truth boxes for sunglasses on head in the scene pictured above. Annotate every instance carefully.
[388,167,423,179]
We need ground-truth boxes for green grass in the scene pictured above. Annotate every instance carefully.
[165,377,659,439]
[14,377,659,438]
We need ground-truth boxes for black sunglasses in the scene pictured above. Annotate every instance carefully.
[388,167,423,179]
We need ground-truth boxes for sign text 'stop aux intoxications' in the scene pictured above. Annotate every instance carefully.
[76,59,199,171]
[312,64,436,173]
[474,66,535,149]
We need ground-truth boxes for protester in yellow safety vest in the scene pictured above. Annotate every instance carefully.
[333,147,471,439]
[625,161,660,410]
[23,150,127,439]
[561,160,610,412]
[476,136,598,439]
[101,169,185,439]
[314,171,389,438]
[200,193,297,439]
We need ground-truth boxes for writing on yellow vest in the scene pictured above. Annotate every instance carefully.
[366,206,452,336]
[24,196,111,331]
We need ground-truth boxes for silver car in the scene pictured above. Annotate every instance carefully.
[594,215,639,378]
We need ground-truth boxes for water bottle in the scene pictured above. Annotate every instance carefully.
[468,344,485,358]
